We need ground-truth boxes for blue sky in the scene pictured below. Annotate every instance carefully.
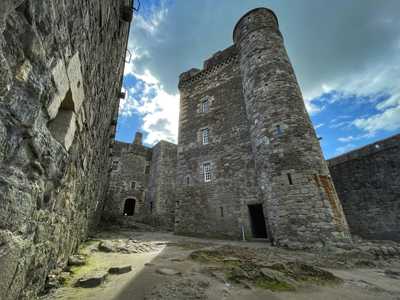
[117,0,400,159]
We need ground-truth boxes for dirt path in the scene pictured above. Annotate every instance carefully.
[42,230,400,300]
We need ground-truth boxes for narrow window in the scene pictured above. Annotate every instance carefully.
[220,207,224,218]
[186,176,190,185]
[150,201,153,213]
[203,162,212,182]
[145,161,150,174]
[287,173,293,185]
[276,124,283,136]
[202,99,209,113]
[131,181,136,189]
[202,128,209,145]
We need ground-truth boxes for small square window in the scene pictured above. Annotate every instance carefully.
[203,162,212,182]
[202,128,209,145]
[276,125,283,136]
[202,99,209,113]
[112,160,119,170]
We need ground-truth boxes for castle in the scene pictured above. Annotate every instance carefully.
[105,8,399,247]
[0,3,399,299]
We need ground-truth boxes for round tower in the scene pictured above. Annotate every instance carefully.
[233,8,351,247]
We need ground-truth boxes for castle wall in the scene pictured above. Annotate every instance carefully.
[176,46,259,239]
[103,140,152,223]
[233,8,350,247]
[328,134,400,241]
[0,0,130,298]
[147,141,177,229]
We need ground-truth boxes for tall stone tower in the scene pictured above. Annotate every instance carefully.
[233,8,351,247]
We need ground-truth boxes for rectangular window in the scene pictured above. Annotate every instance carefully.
[276,124,283,136]
[220,207,224,218]
[287,173,293,185]
[202,128,209,145]
[145,161,150,174]
[131,181,136,189]
[202,99,209,113]
[203,162,212,182]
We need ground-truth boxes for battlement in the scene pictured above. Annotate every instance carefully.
[178,45,238,88]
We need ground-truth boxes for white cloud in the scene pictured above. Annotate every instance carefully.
[306,53,400,134]
[135,5,168,36]
[353,106,400,133]
[314,123,324,129]
[119,68,179,145]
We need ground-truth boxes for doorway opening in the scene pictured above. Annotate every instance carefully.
[123,198,136,216]
[248,204,268,239]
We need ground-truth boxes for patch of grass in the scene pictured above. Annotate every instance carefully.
[255,277,295,291]
[190,250,226,263]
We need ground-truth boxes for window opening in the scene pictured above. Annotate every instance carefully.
[186,176,190,185]
[202,128,209,145]
[276,124,283,136]
[287,173,293,185]
[131,181,136,189]
[202,99,209,113]
[220,207,224,218]
[112,160,119,170]
[203,162,212,182]
[123,198,135,216]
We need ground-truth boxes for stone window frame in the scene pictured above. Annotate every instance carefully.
[202,128,209,145]
[201,97,209,113]
[202,161,212,182]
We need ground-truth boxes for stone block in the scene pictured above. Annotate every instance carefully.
[108,265,132,275]
[47,110,77,151]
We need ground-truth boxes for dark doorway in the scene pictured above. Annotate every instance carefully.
[248,204,268,238]
[123,198,136,216]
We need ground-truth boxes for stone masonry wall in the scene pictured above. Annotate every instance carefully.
[233,8,351,248]
[176,45,259,240]
[146,140,177,229]
[103,139,152,224]
[328,134,400,241]
[0,1,130,298]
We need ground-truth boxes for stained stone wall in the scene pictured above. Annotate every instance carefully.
[0,0,131,299]
[103,135,178,229]
[176,45,259,239]
[103,137,152,223]
[176,8,351,247]
[328,134,400,241]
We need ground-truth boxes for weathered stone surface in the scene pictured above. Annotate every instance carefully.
[75,272,108,288]
[103,134,177,229]
[108,265,132,275]
[0,0,131,299]
[328,134,400,241]
[68,255,86,266]
[98,241,115,253]
[175,8,351,246]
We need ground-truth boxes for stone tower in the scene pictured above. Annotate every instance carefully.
[233,8,351,247]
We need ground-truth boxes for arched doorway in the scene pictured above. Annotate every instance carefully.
[123,198,136,216]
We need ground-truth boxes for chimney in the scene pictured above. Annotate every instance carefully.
[134,132,143,145]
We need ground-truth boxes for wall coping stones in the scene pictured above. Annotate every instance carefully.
[328,134,400,167]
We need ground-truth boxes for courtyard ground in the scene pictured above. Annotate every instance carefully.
[42,227,400,300]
